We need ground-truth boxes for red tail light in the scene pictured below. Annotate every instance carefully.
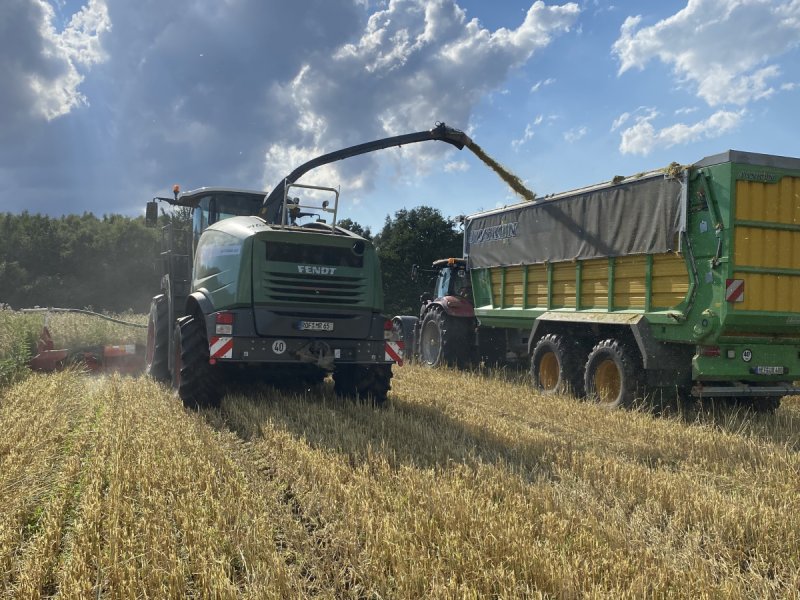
[216,312,234,325]
[384,319,393,330]
[699,346,721,357]
[215,312,234,335]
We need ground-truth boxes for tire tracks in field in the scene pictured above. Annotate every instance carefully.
[205,410,355,599]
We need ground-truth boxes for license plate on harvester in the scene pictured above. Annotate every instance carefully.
[299,321,334,332]
[755,366,785,375]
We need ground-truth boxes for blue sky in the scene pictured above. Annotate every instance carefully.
[1,0,799,232]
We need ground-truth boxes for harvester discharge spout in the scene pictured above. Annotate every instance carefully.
[259,123,473,223]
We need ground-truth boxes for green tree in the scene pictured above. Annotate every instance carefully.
[337,218,372,240]
[374,207,463,316]
[0,212,161,312]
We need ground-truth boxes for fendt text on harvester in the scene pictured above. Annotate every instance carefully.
[396,150,800,412]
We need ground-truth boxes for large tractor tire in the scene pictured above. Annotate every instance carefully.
[333,364,392,406]
[145,295,170,382]
[172,316,222,409]
[530,333,587,397]
[584,339,642,409]
[417,307,473,368]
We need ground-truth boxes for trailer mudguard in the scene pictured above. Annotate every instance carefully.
[528,312,691,372]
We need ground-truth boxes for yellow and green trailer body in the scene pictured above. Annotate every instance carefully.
[465,150,800,403]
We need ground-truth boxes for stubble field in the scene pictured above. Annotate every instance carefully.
[1,311,800,598]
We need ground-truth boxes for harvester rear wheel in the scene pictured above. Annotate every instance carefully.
[145,295,170,382]
[584,339,642,409]
[418,307,472,368]
[530,334,587,397]
[172,316,222,409]
[334,364,392,406]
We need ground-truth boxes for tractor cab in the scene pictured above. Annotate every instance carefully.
[430,258,470,300]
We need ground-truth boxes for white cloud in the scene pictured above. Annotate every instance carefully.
[563,125,588,142]
[530,76,555,92]
[443,160,470,172]
[512,122,536,149]
[619,109,745,155]
[613,0,800,107]
[610,111,630,132]
[0,0,110,124]
[0,0,581,217]
[512,113,546,149]
[674,106,698,115]
[263,0,580,193]
[781,82,798,91]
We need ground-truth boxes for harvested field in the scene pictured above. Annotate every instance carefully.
[1,364,799,598]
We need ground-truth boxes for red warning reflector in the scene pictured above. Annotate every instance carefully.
[384,341,404,366]
[725,278,744,303]
[209,336,233,359]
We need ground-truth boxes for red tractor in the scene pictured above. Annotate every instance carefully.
[392,258,476,368]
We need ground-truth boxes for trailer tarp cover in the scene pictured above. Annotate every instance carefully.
[465,175,684,269]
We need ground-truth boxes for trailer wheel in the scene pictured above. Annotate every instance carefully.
[145,295,170,382]
[531,334,586,396]
[584,339,642,409]
[418,307,472,368]
[172,316,221,409]
[334,364,392,406]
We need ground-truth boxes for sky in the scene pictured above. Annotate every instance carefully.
[1,0,799,232]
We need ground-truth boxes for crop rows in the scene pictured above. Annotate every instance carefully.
[1,364,799,598]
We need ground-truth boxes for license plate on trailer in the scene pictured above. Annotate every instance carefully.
[755,366,785,375]
[300,321,334,332]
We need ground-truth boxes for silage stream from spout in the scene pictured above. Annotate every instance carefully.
[465,140,536,202]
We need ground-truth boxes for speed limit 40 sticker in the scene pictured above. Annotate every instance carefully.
[272,340,287,354]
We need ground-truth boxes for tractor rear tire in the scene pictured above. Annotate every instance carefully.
[172,316,222,409]
[145,295,170,382]
[584,339,642,409]
[334,364,392,406]
[417,307,472,368]
[531,333,587,397]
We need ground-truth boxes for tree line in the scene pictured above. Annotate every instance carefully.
[0,207,463,316]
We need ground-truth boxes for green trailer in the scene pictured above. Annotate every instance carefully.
[464,150,800,410]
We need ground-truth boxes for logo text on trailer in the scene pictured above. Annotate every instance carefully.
[297,265,337,275]
[468,221,518,245]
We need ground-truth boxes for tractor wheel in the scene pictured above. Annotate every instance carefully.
[531,333,587,397]
[145,295,170,382]
[334,364,392,406]
[584,339,642,409]
[391,316,418,363]
[172,316,222,409]
[417,307,472,368]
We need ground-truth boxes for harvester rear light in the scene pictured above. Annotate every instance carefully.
[384,319,393,340]
[216,312,234,324]
[215,312,234,335]
[699,346,721,357]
